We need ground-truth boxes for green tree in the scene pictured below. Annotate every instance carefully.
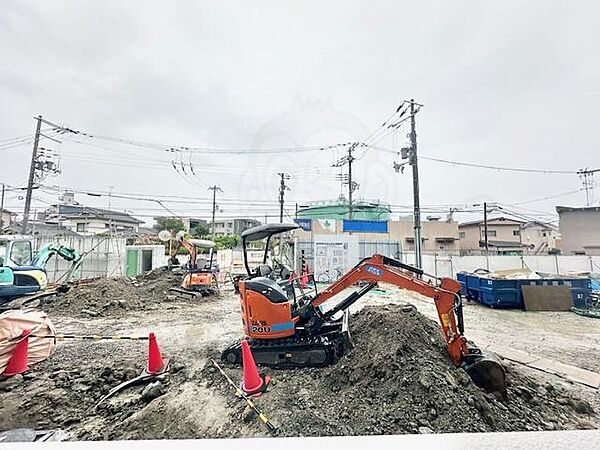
[154,217,185,233]
[205,234,240,250]
[190,223,210,238]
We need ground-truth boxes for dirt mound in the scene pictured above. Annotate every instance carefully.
[0,304,596,441]
[42,267,184,318]
[0,338,174,439]
[196,305,597,437]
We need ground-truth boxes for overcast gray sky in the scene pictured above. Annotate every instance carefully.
[1,0,599,226]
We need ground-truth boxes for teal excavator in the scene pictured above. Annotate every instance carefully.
[0,236,83,305]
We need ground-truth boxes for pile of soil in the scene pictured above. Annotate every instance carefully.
[0,337,180,439]
[42,267,184,318]
[0,304,596,441]
[196,305,598,437]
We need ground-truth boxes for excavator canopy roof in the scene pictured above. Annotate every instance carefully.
[241,223,300,242]
[188,239,216,248]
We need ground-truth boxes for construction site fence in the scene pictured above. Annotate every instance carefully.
[402,254,600,279]
[293,238,600,281]
[33,235,128,282]
[34,234,600,284]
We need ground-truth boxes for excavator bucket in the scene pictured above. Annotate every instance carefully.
[463,352,507,397]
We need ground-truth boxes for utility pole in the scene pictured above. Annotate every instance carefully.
[22,115,43,234]
[208,185,222,235]
[0,183,5,231]
[332,142,360,220]
[409,100,423,269]
[278,173,290,223]
[295,203,298,219]
[348,143,356,219]
[578,168,600,206]
[395,99,425,268]
[105,186,115,277]
[483,202,489,263]
[396,100,424,268]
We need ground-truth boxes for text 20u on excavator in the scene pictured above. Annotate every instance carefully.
[221,223,507,395]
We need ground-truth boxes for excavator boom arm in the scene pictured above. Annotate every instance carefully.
[171,237,197,267]
[309,254,468,365]
[31,244,82,268]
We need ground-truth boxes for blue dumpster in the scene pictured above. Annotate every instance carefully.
[456,273,590,309]
[478,278,523,308]
[465,273,482,302]
[456,272,467,297]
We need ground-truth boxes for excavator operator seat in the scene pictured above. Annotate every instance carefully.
[255,264,273,278]
[245,277,288,304]
[196,257,208,270]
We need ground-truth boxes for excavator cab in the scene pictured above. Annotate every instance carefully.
[236,223,319,339]
[240,223,298,281]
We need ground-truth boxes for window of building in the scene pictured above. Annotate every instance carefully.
[76,223,87,232]
[542,232,547,237]
[482,230,496,237]
[513,229,520,236]
[459,232,465,239]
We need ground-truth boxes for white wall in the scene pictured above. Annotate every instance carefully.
[125,245,167,275]
[410,254,600,278]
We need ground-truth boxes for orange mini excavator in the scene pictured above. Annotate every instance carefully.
[221,223,506,394]
[168,236,219,297]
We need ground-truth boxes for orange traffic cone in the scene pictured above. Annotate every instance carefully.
[146,332,165,375]
[3,329,31,377]
[240,339,269,397]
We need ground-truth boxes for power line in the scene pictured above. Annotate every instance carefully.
[495,206,559,227]
[368,145,580,174]
[34,183,565,212]
[54,137,338,178]
[38,118,351,155]
[507,188,585,206]
[420,156,578,174]
[38,184,287,205]
[363,101,411,146]
[30,183,568,223]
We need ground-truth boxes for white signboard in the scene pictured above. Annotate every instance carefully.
[313,234,359,283]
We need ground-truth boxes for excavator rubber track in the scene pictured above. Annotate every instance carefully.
[221,318,352,368]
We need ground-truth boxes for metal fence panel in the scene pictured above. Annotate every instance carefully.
[33,236,127,282]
